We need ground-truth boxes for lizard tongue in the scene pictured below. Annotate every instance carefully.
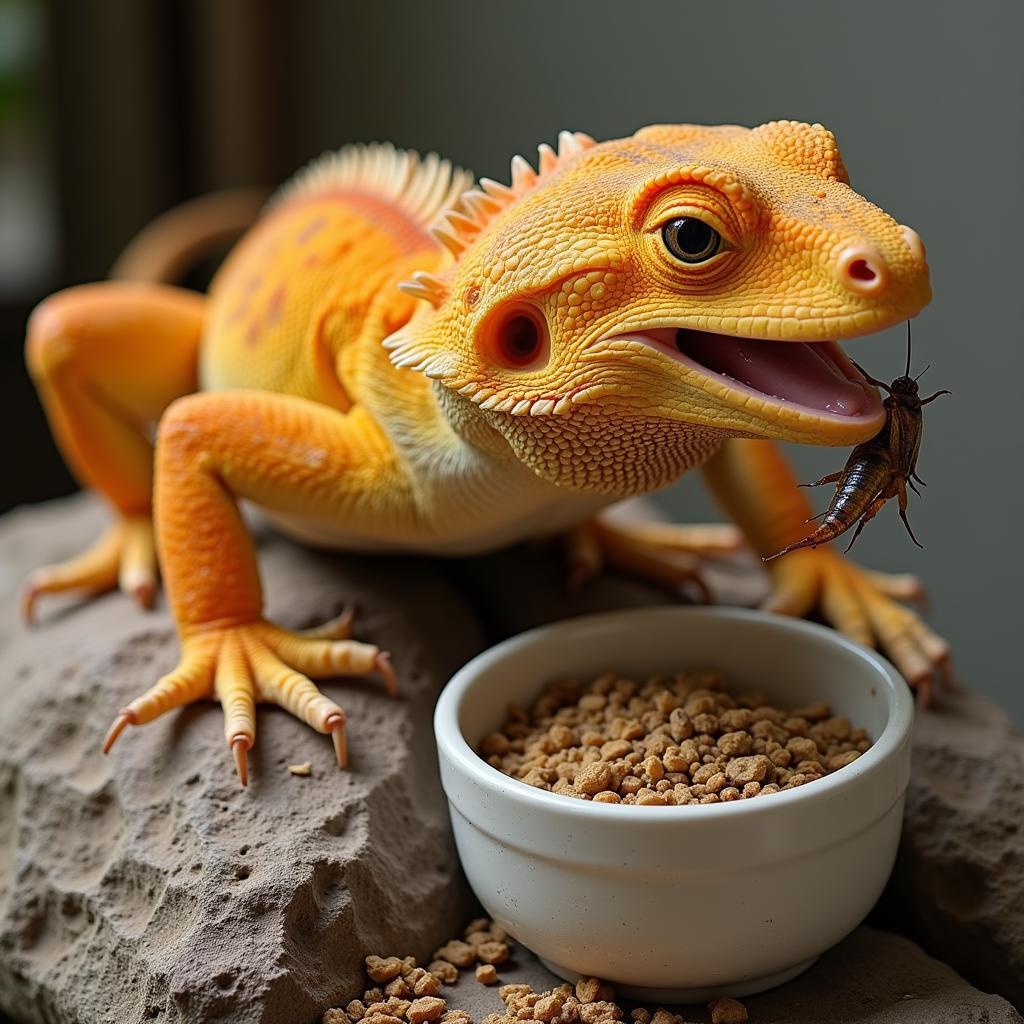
[674,329,871,417]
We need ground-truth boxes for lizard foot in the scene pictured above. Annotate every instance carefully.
[565,518,737,601]
[102,609,396,785]
[764,547,950,706]
[22,515,157,624]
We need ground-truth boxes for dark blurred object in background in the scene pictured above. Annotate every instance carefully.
[1,0,300,511]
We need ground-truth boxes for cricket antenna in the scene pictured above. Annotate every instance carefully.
[905,320,913,377]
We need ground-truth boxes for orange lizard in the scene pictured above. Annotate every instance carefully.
[24,122,948,784]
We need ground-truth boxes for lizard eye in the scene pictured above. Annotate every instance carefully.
[487,305,549,370]
[661,217,721,264]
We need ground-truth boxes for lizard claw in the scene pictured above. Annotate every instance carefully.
[326,712,348,769]
[232,734,252,786]
[102,710,136,754]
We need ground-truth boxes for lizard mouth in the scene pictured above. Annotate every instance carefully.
[633,327,884,428]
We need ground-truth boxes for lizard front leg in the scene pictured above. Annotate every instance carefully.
[103,390,400,783]
[701,438,950,703]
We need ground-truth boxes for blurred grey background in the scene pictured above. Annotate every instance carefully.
[1,0,1019,721]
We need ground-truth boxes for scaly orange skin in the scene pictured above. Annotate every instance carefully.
[24,123,949,784]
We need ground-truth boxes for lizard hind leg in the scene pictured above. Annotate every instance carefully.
[565,516,738,600]
[24,282,205,621]
[23,515,158,624]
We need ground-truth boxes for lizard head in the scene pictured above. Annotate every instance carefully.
[386,122,931,494]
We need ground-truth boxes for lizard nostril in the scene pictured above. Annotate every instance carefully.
[835,244,888,296]
[847,259,876,282]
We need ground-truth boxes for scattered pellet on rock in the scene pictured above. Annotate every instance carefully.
[709,996,749,1023]
[366,956,406,984]
[330,918,751,1024]
[408,997,447,1023]
[413,972,442,997]
[476,940,510,965]
[478,669,871,804]
[288,762,312,776]
[650,1010,683,1024]
[428,961,459,985]
[386,977,413,999]
[433,940,478,968]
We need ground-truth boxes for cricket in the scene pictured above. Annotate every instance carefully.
[766,324,950,561]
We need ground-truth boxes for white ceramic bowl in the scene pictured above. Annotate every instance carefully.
[434,607,912,1002]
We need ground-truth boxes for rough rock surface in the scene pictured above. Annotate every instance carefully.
[2,495,1022,1022]
[0,496,481,1024]
[442,926,1022,1023]
[891,687,1024,1008]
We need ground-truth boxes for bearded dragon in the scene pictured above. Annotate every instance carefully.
[24,121,948,784]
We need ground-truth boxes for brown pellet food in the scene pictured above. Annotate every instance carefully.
[709,996,749,1023]
[408,998,447,1023]
[479,669,871,804]
[324,919,750,1024]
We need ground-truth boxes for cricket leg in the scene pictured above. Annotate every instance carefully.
[23,282,205,620]
[895,478,924,548]
[104,390,401,783]
[801,470,844,488]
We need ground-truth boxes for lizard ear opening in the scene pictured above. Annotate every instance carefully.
[485,304,549,371]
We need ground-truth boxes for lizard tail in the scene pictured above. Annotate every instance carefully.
[108,187,270,284]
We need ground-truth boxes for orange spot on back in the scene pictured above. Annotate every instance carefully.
[298,215,327,244]
[266,285,287,326]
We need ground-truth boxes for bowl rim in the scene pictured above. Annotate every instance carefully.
[434,606,913,823]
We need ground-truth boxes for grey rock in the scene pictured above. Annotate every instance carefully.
[2,496,1021,1023]
[0,495,481,1024]
[892,687,1024,1008]
[438,926,1021,1023]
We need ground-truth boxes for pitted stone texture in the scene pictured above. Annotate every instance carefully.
[0,495,480,1024]
[892,688,1024,1008]
[445,927,1021,1023]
